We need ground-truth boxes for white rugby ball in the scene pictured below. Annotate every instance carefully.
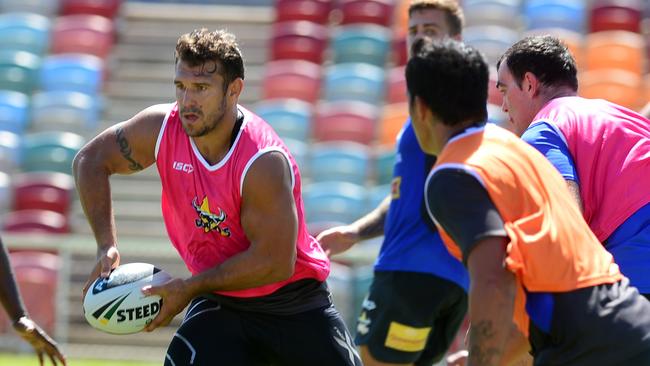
[83,262,172,335]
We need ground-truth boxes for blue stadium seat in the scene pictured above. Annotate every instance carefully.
[0,131,21,172]
[0,90,30,135]
[331,24,392,67]
[0,0,60,17]
[463,0,522,28]
[323,62,385,104]
[0,12,50,55]
[307,141,371,185]
[463,25,520,65]
[0,171,10,214]
[375,148,395,185]
[40,53,104,95]
[282,137,309,174]
[0,50,41,94]
[21,131,85,174]
[30,91,100,133]
[524,0,586,33]
[367,183,391,211]
[254,98,312,141]
[302,181,368,223]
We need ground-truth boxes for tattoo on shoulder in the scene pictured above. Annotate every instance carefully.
[116,127,144,171]
[469,320,502,366]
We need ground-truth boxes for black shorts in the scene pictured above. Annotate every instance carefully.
[164,297,362,366]
[354,271,468,365]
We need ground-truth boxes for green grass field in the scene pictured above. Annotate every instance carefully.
[0,353,159,366]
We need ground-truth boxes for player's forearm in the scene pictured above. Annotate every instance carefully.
[183,246,296,296]
[467,269,516,366]
[0,240,27,322]
[351,195,390,240]
[73,151,118,249]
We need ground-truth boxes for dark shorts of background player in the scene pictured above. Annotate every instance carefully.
[164,280,362,366]
[355,271,467,366]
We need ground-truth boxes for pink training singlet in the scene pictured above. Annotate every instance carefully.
[155,103,330,297]
[532,96,650,241]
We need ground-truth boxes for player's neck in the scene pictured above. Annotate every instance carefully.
[192,108,238,165]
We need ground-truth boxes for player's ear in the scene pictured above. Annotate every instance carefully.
[522,72,540,97]
[227,78,243,100]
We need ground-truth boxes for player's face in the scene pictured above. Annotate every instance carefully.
[174,59,229,138]
[496,62,536,136]
[407,9,457,58]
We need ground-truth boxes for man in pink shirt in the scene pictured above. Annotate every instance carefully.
[74,28,361,366]
[496,35,650,299]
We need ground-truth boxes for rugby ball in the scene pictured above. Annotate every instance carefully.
[83,263,172,335]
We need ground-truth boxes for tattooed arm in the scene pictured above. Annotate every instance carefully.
[466,236,517,366]
[73,104,167,293]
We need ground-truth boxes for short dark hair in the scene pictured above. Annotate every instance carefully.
[175,28,245,91]
[406,38,488,126]
[496,35,577,91]
[409,0,464,36]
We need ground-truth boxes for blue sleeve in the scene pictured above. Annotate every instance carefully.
[521,121,579,183]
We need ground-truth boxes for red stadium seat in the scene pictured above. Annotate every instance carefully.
[262,59,322,103]
[2,209,70,234]
[0,250,60,335]
[50,15,115,59]
[386,66,407,104]
[270,21,329,64]
[312,101,379,144]
[12,172,75,215]
[337,0,396,27]
[274,0,333,25]
[60,0,123,19]
[589,0,643,33]
[392,33,407,66]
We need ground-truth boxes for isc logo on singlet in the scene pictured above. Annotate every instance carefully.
[173,161,194,173]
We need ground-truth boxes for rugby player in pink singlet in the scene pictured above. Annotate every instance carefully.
[74,28,361,366]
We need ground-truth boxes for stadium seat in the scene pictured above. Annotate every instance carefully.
[487,103,508,128]
[270,21,329,64]
[2,209,69,234]
[589,0,643,33]
[323,62,385,104]
[0,50,41,94]
[367,183,391,210]
[386,66,407,104]
[0,90,29,135]
[0,131,21,173]
[463,0,522,28]
[375,148,395,185]
[337,0,395,27]
[262,59,321,103]
[524,0,586,33]
[254,98,312,141]
[0,250,60,335]
[60,0,123,19]
[579,69,643,109]
[524,28,585,70]
[377,102,408,148]
[0,0,60,17]
[0,12,50,56]
[0,171,11,214]
[392,33,407,66]
[11,171,74,215]
[331,24,392,67]
[50,14,115,59]
[30,90,100,133]
[21,131,85,174]
[274,0,333,25]
[307,141,371,185]
[40,53,105,95]
[282,137,308,173]
[312,100,379,144]
[584,30,645,75]
[463,25,519,65]
[302,181,368,223]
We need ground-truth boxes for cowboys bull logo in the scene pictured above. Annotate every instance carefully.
[192,196,231,236]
